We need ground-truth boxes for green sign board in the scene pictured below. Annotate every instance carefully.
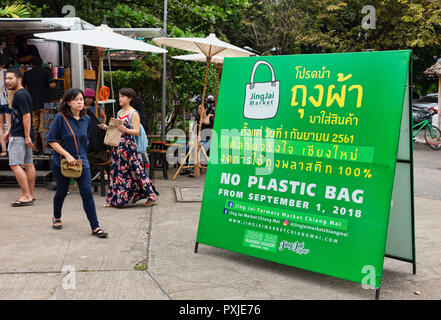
[196,50,411,288]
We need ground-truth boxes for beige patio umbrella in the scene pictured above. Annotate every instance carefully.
[424,61,441,128]
[154,33,252,178]
[172,53,224,64]
[35,23,167,116]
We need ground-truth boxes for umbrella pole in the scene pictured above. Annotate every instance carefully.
[95,49,106,117]
[194,57,211,177]
[107,50,115,119]
[173,57,211,178]
[214,64,222,112]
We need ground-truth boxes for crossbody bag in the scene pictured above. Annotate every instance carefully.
[59,113,82,178]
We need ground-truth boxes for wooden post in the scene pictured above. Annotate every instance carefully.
[214,64,222,112]
[194,56,212,177]
[95,48,106,118]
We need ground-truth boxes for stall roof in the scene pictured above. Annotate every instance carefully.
[112,28,167,39]
[0,17,96,33]
[0,18,166,39]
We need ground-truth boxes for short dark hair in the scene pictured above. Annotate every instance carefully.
[118,87,136,104]
[59,88,86,117]
[30,56,42,66]
[14,35,27,47]
[7,68,22,79]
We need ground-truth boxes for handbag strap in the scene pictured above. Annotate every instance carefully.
[128,109,147,134]
[59,112,80,160]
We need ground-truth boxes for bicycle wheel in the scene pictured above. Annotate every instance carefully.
[425,125,441,150]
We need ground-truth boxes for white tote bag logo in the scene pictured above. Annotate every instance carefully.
[244,60,280,119]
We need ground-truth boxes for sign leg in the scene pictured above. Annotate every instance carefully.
[194,242,199,254]
[375,287,381,300]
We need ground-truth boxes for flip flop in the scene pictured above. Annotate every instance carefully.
[11,199,34,207]
[52,218,62,230]
[143,202,155,207]
[143,199,159,207]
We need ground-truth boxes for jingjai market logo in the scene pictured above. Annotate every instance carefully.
[279,240,310,255]
[244,60,280,119]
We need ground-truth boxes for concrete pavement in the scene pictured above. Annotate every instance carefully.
[0,149,440,300]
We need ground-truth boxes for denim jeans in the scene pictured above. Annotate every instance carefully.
[52,164,100,230]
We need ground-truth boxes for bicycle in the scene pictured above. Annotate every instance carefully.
[412,106,441,150]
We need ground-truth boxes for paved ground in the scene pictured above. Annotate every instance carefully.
[0,143,440,300]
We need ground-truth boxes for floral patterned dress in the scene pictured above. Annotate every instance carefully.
[106,114,159,207]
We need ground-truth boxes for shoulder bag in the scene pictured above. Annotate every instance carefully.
[128,110,149,153]
[59,113,83,178]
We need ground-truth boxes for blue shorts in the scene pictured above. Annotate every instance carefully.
[0,104,11,114]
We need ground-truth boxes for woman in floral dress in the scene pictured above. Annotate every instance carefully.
[103,88,159,207]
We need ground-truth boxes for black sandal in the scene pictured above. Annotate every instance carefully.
[52,218,62,230]
[92,228,108,238]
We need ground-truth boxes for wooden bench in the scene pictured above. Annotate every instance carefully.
[90,160,111,196]
[148,141,170,180]
[0,170,52,187]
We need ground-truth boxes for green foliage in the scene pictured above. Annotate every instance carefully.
[167,51,218,108]
[104,4,162,28]
[400,0,441,48]
[0,3,29,17]
[0,1,44,17]
[146,0,250,35]
[238,0,310,55]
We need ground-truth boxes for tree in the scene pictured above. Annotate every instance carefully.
[232,0,311,55]
[104,4,162,28]
[234,0,441,93]
[399,0,441,93]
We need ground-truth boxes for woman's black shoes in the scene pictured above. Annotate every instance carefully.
[92,228,108,238]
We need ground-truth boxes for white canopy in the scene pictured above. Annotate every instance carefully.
[34,24,166,118]
[34,24,166,53]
